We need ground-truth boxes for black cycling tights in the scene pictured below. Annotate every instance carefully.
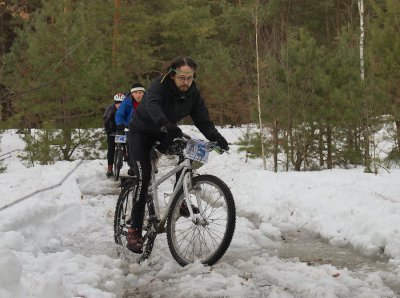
[106,134,116,165]
[128,130,185,232]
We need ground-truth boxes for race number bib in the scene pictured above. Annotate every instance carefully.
[184,139,209,163]
[115,134,127,143]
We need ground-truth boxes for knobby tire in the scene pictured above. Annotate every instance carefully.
[114,181,156,263]
[114,179,137,245]
[166,174,236,266]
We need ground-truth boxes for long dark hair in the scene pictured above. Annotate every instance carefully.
[161,56,198,83]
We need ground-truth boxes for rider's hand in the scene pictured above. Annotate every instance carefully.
[214,134,229,151]
[160,122,183,139]
[117,124,125,134]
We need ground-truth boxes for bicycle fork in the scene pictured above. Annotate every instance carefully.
[183,172,208,226]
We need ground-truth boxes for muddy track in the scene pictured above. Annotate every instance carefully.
[237,209,400,296]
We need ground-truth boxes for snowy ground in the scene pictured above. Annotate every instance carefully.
[0,127,400,297]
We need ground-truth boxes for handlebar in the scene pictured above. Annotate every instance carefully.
[173,134,228,155]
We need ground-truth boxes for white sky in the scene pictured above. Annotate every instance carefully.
[0,127,399,297]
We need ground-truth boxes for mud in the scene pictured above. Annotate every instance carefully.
[278,230,400,296]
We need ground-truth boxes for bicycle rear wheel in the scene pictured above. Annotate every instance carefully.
[114,149,123,181]
[166,174,236,266]
[138,195,157,263]
[114,180,154,261]
[114,180,137,245]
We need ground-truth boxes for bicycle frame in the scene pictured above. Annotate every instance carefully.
[148,148,206,231]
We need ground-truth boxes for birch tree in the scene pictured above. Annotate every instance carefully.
[255,0,266,170]
[358,0,372,172]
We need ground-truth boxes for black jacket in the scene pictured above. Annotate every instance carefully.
[103,104,117,134]
[130,75,219,141]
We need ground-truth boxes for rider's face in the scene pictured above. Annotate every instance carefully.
[132,91,144,103]
[172,65,194,92]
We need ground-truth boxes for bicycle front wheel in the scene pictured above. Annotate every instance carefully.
[167,174,236,266]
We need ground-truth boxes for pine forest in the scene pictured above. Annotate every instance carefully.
[1,0,400,171]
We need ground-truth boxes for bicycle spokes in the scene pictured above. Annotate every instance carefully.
[167,176,235,266]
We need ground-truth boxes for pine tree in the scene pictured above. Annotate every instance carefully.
[368,0,400,153]
[323,27,364,168]
[3,0,113,160]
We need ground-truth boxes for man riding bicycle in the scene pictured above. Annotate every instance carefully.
[126,56,229,253]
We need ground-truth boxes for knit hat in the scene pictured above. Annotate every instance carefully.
[131,82,145,93]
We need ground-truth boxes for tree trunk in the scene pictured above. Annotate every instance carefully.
[347,128,354,149]
[289,123,294,170]
[294,149,303,171]
[219,103,223,127]
[283,128,290,172]
[396,120,400,151]
[358,0,371,172]
[346,128,353,165]
[112,0,120,69]
[355,127,361,156]
[60,1,71,161]
[0,87,13,121]
[358,0,365,81]
[272,119,279,172]
[327,123,332,169]
[255,0,266,170]
[363,128,371,171]
[318,124,324,167]
[61,128,71,161]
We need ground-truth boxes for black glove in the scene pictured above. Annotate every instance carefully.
[214,134,229,151]
[160,122,183,139]
[117,124,125,134]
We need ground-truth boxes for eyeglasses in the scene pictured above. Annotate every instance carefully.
[175,75,194,83]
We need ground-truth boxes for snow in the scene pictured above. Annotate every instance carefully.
[0,127,399,297]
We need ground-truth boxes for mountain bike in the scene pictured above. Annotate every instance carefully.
[113,131,128,181]
[113,135,236,266]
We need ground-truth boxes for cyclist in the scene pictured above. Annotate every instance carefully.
[115,82,145,132]
[126,56,229,253]
[115,82,145,175]
[103,93,125,177]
